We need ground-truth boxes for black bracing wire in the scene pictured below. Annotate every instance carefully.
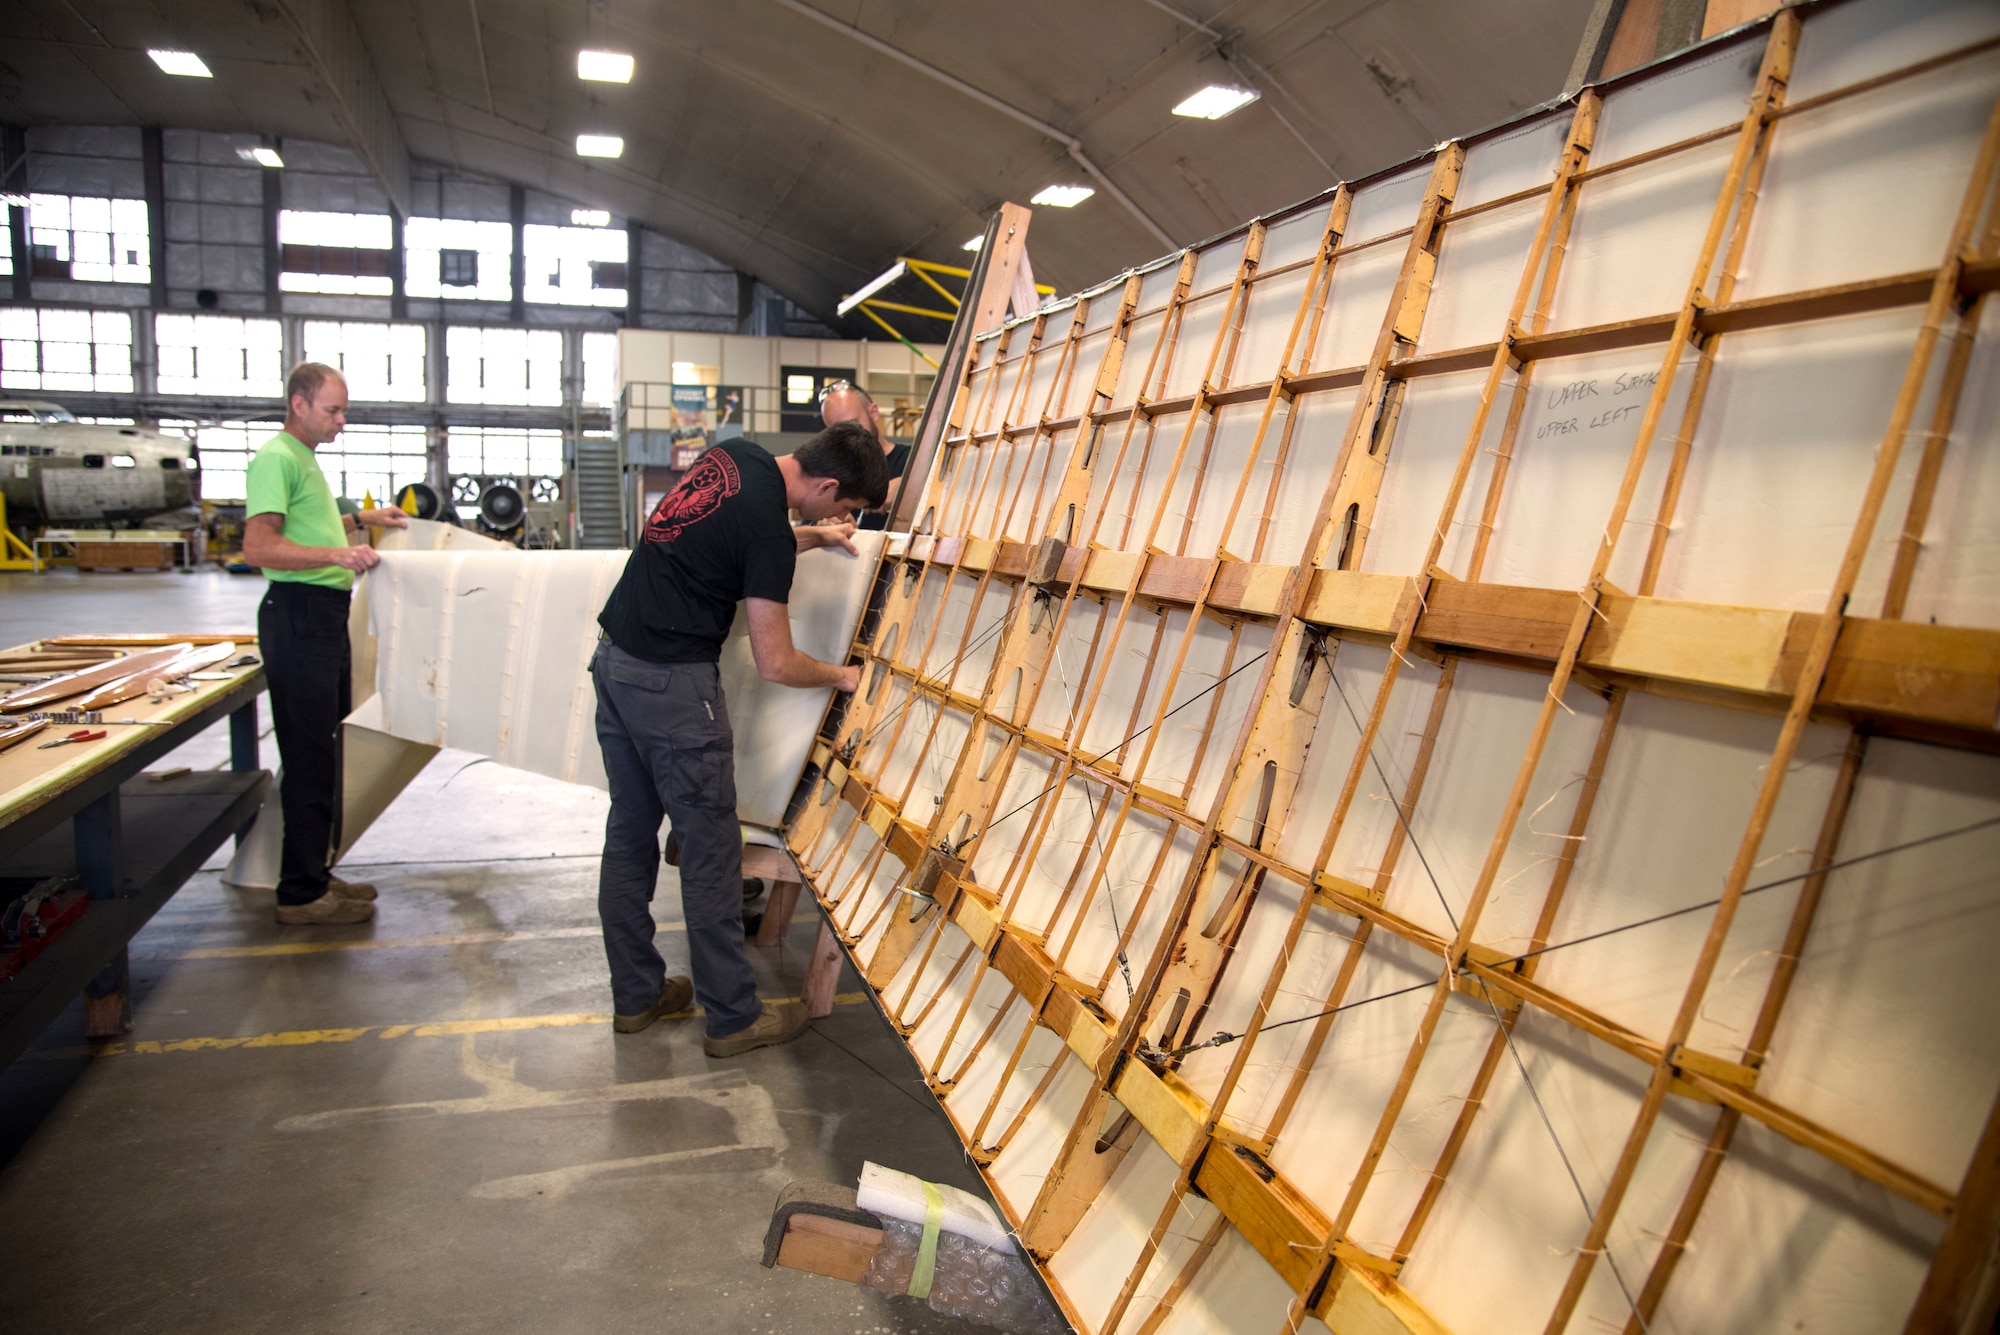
[856,597,1022,752]
[960,648,1272,849]
[1163,803,2000,1054]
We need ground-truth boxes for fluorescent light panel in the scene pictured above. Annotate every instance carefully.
[575,135,624,158]
[578,50,634,82]
[1173,85,1260,119]
[237,147,284,169]
[836,260,908,317]
[1030,184,1094,208]
[148,49,213,78]
[571,209,611,226]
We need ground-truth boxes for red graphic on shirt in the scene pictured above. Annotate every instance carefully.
[644,448,740,544]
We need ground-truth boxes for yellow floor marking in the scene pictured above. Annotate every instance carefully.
[86,994,868,1056]
[165,925,634,960]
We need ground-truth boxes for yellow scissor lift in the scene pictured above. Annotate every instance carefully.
[839,256,1054,365]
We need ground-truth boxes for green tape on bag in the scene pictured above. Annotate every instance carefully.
[907,1180,943,1300]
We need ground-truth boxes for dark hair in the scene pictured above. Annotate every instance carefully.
[792,420,890,508]
[286,362,345,412]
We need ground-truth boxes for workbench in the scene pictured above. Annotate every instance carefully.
[0,640,266,1067]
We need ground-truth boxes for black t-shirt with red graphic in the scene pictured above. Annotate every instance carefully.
[597,441,797,663]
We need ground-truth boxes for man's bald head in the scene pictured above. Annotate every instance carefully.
[819,382,883,445]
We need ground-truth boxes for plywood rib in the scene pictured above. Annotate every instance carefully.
[787,7,2000,1333]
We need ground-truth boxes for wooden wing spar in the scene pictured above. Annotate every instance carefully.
[782,4,2000,1333]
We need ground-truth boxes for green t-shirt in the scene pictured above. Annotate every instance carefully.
[245,432,353,591]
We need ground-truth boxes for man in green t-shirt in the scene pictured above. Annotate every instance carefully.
[242,363,409,925]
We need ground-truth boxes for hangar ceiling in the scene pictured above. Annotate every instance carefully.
[0,0,1600,322]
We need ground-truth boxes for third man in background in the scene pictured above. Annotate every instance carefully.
[818,381,908,531]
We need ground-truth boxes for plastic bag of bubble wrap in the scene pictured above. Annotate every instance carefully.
[855,1162,1066,1335]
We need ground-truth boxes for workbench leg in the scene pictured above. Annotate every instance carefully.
[230,698,260,844]
[75,790,131,1039]
[755,877,802,948]
[803,911,844,1019]
[85,949,131,1040]
[230,698,260,772]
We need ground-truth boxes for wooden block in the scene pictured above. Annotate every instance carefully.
[775,1214,884,1284]
[1584,593,1798,695]
[1137,554,1211,605]
[864,800,894,842]
[1417,581,1578,660]
[1300,570,1410,635]
[992,928,1056,1008]
[1065,1001,1117,1075]
[1112,1059,1210,1166]
[754,878,802,947]
[1081,548,1144,595]
[1195,1138,1329,1291]
[803,915,845,1018]
[1821,618,2000,732]
[1317,1261,1455,1335]
[887,818,929,869]
[932,535,966,566]
[994,541,1035,578]
[961,537,998,572]
[1029,536,1070,585]
[953,887,1000,951]
[1209,561,1292,617]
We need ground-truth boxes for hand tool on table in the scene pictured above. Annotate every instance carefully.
[37,729,108,750]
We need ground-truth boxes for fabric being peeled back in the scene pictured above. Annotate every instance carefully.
[362,532,886,828]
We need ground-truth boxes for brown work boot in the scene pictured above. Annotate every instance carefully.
[276,892,377,926]
[703,1000,807,1058]
[329,877,378,901]
[613,976,695,1034]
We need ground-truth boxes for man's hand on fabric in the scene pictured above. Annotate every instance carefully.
[329,544,382,573]
[356,507,411,529]
[796,520,858,555]
[834,663,861,694]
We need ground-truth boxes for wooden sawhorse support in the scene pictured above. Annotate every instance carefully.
[741,843,844,1019]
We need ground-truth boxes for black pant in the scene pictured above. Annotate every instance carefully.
[590,642,760,1035]
[258,582,352,906]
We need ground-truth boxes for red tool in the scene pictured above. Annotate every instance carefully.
[37,729,108,750]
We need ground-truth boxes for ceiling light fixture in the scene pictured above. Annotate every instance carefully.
[962,236,983,252]
[1173,85,1260,120]
[571,209,611,226]
[575,135,625,159]
[237,146,285,169]
[578,50,635,82]
[1030,185,1094,208]
[836,260,908,317]
[148,49,214,78]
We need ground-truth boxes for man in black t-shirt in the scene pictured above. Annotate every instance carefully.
[593,422,889,1056]
[820,381,910,531]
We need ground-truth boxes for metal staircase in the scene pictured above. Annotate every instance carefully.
[571,436,625,549]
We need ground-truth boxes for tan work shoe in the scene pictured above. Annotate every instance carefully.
[613,976,695,1034]
[329,877,378,901]
[703,1000,807,1058]
[276,892,377,926]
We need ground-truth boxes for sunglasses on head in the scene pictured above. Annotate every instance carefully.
[816,380,874,406]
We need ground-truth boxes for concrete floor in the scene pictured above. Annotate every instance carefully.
[0,568,1004,1334]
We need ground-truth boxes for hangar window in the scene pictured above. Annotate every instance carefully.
[26,194,150,285]
[580,331,619,407]
[183,420,279,502]
[0,307,135,394]
[278,210,395,296]
[444,326,563,406]
[522,224,627,308]
[155,314,284,397]
[315,422,429,505]
[447,426,564,478]
[301,320,427,402]
[405,219,512,301]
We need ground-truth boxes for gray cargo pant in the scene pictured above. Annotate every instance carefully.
[590,641,762,1038]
